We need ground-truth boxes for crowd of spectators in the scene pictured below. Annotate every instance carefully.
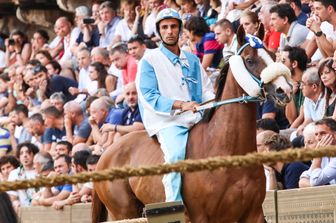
[0,0,335,213]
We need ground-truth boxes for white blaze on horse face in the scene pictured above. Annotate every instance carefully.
[272,75,293,99]
[257,49,274,65]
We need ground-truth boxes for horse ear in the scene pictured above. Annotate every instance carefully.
[236,25,246,47]
[256,23,265,41]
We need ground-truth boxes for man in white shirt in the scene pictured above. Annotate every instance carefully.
[69,47,98,101]
[8,143,38,211]
[214,18,238,61]
[306,0,336,58]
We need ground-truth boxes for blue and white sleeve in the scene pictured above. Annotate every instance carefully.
[138,59,174,114]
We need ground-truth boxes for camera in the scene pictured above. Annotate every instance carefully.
[8,39,15,46]
[83,18,95,24]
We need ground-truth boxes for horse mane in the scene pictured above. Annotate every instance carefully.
[201,60,230,123]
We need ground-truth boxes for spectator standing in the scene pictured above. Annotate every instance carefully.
[5,30,32,67]
[69,47,98,99]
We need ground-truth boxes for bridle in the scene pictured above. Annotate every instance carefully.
[194,35,269,112]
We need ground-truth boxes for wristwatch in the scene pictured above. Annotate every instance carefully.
[315,31,323,37]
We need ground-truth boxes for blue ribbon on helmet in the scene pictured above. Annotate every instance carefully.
[237,34,264,55]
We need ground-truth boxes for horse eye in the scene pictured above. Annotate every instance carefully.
[246,58,254,65]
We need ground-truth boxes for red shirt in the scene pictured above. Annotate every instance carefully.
[122,56,138,85]
[264,28,281,51]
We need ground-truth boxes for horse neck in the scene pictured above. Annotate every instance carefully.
[208,69,257,155]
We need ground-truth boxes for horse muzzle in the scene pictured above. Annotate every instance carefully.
[273,87,292,107]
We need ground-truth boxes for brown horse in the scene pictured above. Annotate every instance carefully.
[92,26,293,223]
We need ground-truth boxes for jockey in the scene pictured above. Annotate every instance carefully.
[136,8,214,202]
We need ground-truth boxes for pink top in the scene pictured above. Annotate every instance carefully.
[122,56,138,85]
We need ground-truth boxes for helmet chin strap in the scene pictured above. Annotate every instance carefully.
[162,39,179,46]
[159,27,181,47]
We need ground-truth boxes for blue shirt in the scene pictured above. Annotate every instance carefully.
[54,184,72,193]
[276,162,309,189]
[47,75,78,102]
[114,106,142,125]
[297,11,308,26]
[43,127,66,144]
[99,17,121,48]
[74,117,92,139]
[104,108,124,126]
[256,100,289,130]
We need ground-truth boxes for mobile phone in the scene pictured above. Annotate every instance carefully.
[83,18,95,24]
[8,39,15,46]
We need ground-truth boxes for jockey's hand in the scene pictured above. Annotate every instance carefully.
[181,101,200,113]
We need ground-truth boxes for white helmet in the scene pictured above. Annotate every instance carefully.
[155,8,183,37]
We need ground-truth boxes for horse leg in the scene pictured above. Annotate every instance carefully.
[238,206,265,223]
[92,191,108,223]
[95,180,144,220]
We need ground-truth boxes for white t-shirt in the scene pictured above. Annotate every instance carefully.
[307,21,334,61]
[115,19,133,42]
[108,64,123,98]
[219,0,244,22]
[7,167,37,207]
[222,35,238,61]
[0,50,5,69]
[78,67,98,95]
[60,27,81,65]
[144,12,157,37]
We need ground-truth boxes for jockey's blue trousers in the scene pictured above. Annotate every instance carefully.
[157,126,189,202]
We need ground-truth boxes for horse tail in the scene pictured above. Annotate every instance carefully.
[92,190,108,223]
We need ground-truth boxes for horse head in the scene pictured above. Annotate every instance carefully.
[229,25,293,107]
